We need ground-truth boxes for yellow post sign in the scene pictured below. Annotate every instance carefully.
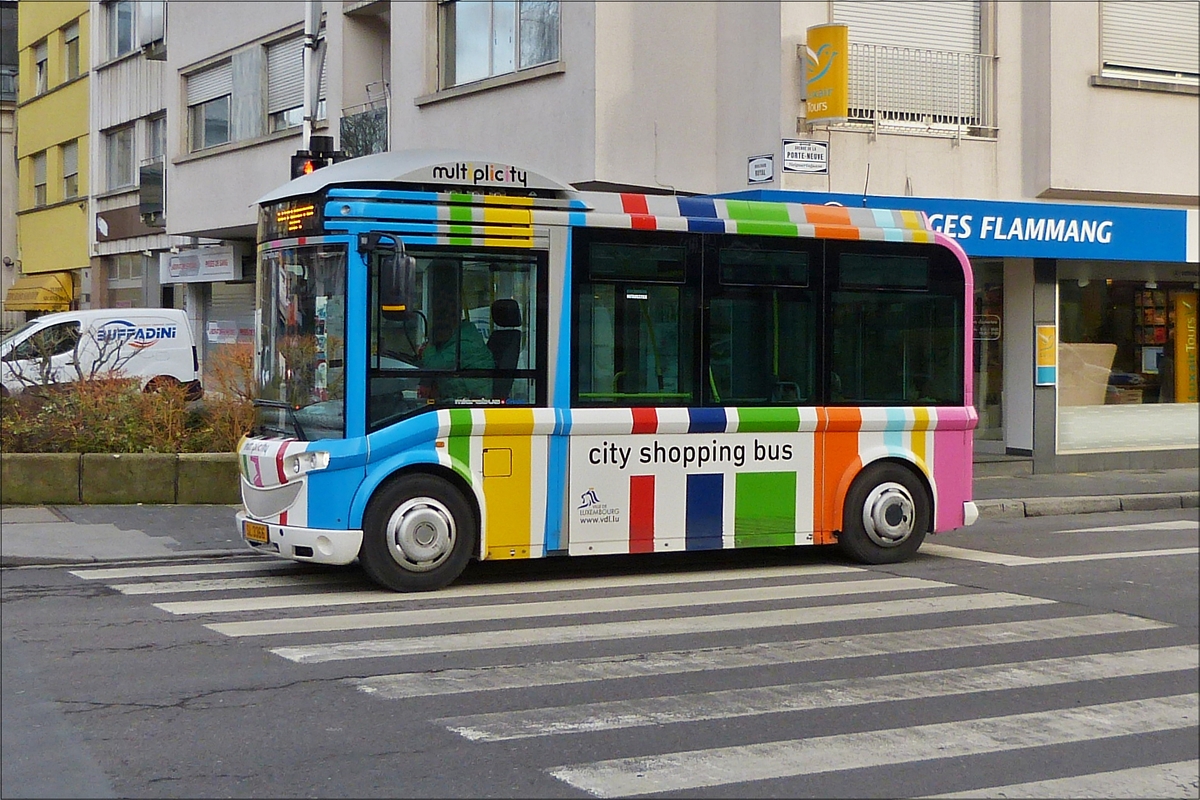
[1175,293,1198,403]
[1035,324,1057,386]
[805,24,849,124]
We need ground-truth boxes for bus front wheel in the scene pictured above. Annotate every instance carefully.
[360,474,476,592]
[838,462,929,564]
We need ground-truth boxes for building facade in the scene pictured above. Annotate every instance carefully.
[9,1,90,322]
[149,1,1200,471]
[1,1,18,331]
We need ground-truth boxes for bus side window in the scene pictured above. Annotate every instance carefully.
[574,234,697,406]
[707,240,814,406]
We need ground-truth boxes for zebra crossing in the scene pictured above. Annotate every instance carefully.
[68,555,1200,798]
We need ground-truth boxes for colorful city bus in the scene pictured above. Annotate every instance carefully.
[238,149,978,592]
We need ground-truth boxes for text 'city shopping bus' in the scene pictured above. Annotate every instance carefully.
[238,149,979,592]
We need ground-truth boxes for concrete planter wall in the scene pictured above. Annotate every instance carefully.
[0,452,241,505]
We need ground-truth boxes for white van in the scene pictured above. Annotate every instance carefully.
[1,308,202,399]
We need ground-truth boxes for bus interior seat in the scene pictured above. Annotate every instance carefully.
[488,299,522,400]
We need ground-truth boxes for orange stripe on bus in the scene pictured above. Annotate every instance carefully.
[813,224,860,241]
[803,205,852,226]
[820,407,863,545]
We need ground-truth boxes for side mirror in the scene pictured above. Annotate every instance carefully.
[359,232,416,320]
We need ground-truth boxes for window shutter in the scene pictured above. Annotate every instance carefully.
[268,36,304,113]
[1102,1,1199,76]
[63,141,77,175]
[186,62,232,106]
[833,1,980,54]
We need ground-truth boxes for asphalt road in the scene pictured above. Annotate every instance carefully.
[3,508,1198,798]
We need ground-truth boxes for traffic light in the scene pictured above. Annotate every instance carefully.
[290,152,329,180]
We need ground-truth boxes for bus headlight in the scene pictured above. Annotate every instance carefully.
[283,450,331,478]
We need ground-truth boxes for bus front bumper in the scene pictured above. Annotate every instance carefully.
[963,501,979,526]
[236,511,363,565]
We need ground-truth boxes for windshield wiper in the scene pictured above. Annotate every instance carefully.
[252,398,308,440]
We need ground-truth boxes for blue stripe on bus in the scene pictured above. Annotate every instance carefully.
[329,188,442,202]
[544,407,571,553]
[884,406,906,455]
[343,202,441,221]
[677,196,718,218]
[688,407,727,433]
[686,217,728,233]
[686,473,724,550]
[554,231,575,408]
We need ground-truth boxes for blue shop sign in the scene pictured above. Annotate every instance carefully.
[722,190,1195,262]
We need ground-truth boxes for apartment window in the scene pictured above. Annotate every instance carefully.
[438,0,560,88]
[62,140,79,198]
[832,0,996,136]
[64,22,80,79]
[147,114,166,160]
[186,63,232,151]
[109,0,136,59]
[32,152,47,206]
[1101,1,1199,84]
[266,36,326,132]
[106,125,135,189]
[34,40,48,94]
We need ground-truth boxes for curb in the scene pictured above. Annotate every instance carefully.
[1,548,253,569]
[976,491,1199,520]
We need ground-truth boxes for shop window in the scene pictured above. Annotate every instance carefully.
[64,22,80,80]
[1057,275,1199,453]
[106,125,135,189]
[438,0,560,89]
[32,151,47,206]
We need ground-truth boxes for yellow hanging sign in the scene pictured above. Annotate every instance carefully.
[1175,293,1198,402]
[805,24,849,125]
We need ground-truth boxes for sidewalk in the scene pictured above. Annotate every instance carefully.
[1,468,1196,567]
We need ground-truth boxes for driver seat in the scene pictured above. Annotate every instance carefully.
[488,299,522,401]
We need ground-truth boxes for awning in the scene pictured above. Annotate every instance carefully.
[3,272,73,312]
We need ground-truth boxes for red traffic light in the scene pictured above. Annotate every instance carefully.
[290,152,330,180]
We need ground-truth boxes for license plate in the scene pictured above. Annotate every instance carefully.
[243,520,269,544]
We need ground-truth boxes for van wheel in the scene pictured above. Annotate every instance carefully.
[838,462,929,564]
[360,474,476,592]
[144,376,181,393]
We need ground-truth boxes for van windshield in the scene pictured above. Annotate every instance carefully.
[254,243,347,440]
[1,320,40,347]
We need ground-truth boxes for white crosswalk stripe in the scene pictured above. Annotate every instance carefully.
[69,554,1199,798]
[439,645,1198,741]
[547,695,1199,797]
[269,592,1052,664]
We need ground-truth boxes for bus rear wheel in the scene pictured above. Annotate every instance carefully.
[360,474,476,592]
[838,462,929,564]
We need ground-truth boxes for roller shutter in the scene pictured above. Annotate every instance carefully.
[833,1,980,54]
[1102,1,1199,76]
[186,62,232,106]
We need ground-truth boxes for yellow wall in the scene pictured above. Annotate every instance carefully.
[17,2,90,277]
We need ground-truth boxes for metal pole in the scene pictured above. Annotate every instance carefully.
[303,0,322,149]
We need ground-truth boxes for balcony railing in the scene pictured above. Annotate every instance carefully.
[842,43,997,139]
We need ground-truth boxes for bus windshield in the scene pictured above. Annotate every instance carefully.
[254,243,347,440]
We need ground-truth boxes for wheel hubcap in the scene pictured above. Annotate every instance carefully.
[861,482,916,547]
[385,497,456,572]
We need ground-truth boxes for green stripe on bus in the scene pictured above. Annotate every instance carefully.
[449,204,473,221]
[449,192,472,205]
[735,407,801,433]
[724,200,792,222]
[733,220,799,237]
[448,409,473,476]
[735,471,796,548]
